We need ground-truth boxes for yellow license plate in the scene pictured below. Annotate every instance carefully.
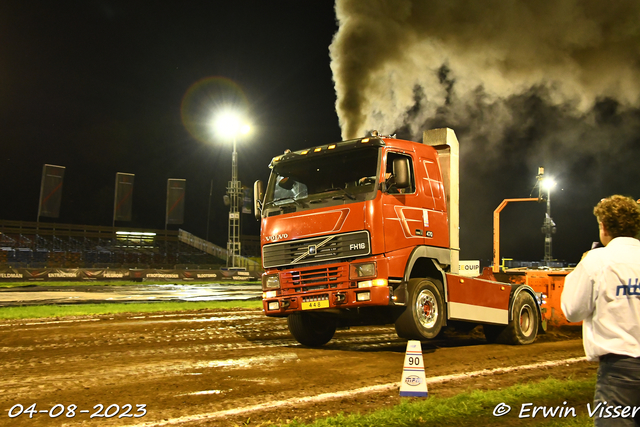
[301,300,330,310]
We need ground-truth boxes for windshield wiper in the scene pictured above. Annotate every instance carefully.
[263,197,305,208]
[323,187,356,200]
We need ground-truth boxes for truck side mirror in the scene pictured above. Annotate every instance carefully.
[393,158,410,189]
[254,180,264,220]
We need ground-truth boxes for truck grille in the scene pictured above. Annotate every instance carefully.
[281,265,347,291]
[262,231,370,268]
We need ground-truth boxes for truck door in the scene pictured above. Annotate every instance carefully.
[381,151,426,252]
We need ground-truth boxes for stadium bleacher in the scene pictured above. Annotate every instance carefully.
[0,220,227,269]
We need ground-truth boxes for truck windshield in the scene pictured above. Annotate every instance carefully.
[263,147,380,215]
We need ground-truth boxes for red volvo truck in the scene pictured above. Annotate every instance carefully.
[253,128,543,347]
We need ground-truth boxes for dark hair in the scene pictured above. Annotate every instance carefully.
[593,195,640,238]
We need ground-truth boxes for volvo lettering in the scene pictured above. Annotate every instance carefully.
[265,234,288,242]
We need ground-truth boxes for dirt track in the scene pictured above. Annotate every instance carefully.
[0,308,593,426]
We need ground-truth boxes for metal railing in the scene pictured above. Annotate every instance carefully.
[177,229,262,272]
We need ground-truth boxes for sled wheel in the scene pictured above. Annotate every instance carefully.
[483,291,538,345]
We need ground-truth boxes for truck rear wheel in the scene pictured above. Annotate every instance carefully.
[483,291,539,345]
[395,278,444,340]
[287,312,337,347]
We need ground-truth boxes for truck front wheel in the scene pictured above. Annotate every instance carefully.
[287,312,337,347]
[483,291,539,345]
[395,279,444,340]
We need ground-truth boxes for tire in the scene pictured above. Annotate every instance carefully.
[394,279,444,340]
[287,312,337,347]
[483,291,539,345]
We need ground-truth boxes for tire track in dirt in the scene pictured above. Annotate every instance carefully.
[0,309,588,427]
[126,357,590,426]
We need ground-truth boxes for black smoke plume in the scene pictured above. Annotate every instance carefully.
[330,0,640,262]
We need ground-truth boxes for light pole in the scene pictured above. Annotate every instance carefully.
[540,175,556,264]
[214,112,250,268]
[206,179,213,242]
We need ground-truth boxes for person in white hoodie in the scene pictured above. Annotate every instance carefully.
[562,195,640,427]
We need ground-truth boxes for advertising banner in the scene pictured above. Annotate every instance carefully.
[0,268,25,280]
[113,172,135,222]
[182,270,219,280]
[0,268,258,282]
[38,164,65,218]
[144,269,182,280]
[82,269,131,279]
[166,179,186,225]
[458,260,480,277]
[0,268,79,280]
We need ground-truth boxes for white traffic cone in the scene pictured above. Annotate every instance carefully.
[399,340,429,397]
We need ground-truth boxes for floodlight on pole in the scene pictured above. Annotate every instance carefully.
[541,178,556,192]
[212,111,251,268]
[215,113,250,139]
[538,169,556,264]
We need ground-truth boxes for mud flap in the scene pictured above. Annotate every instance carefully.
[539,316,548,334]
[392,282,408,305]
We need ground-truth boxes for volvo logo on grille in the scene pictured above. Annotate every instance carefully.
[262,231,370,268]
[265,233,288,242]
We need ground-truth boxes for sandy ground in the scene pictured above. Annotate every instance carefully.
[0,307,591,427]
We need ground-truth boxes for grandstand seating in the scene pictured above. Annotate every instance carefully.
[0,220,226,269]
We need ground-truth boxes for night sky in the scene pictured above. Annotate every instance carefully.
[2,1,640,266]
[1,2,340,245]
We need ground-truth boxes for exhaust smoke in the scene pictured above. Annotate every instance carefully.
[329,0,640,261]
[330,0,640,142]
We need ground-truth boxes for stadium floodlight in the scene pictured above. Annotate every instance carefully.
[211,111,251,268]
[213,112,251,139]
[541,178,556,192]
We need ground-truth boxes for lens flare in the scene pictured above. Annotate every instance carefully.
[180,76,249,143]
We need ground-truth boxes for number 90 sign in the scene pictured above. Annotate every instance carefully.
[406,355,422,367]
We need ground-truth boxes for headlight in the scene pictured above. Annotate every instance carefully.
[262,273,280,290]
[349,262,377,279]
[357,278,388,288]
[267,301,279,311]
[356,291,371,301]
[263,290,277,299]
